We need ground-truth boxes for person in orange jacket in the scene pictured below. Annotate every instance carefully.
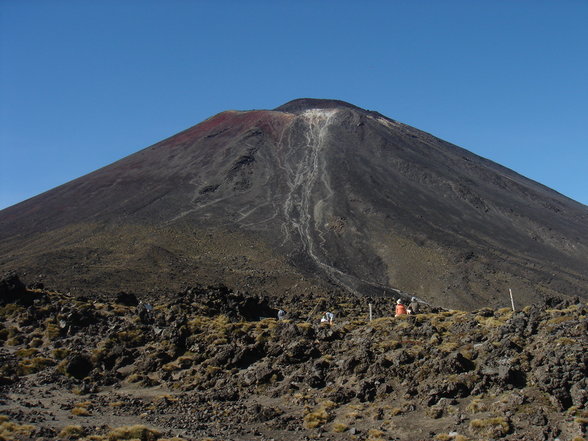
[395,298,407,316]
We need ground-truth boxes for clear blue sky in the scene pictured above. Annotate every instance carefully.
[1,0,587,210]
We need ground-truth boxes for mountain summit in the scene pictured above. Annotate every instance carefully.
[1,99,587,308]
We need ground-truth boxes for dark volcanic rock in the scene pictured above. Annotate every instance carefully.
[115,292,139,307]
[1,285,587,441]
[1,98,587,309]
[0,272,38,306]
[65,353,94,380]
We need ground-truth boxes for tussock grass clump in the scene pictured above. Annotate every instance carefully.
[476,316,506,328]
[5,336,23,346]
[52,348,70,360]
[435,434,470,441]
[438,342,459,353]
[331,421,348,432]
[115,330,147,348]
[16,347,39,358]
[367,428,386,440]
[162,354,195,372]
[554,337,577,346]
[205,365,221,376]
[45,321,61,340]
[496,307,513,316]
[429,310,468,332]
[0,415,36,439]
[296,322,312,330]
[30,337,45,348]
[223,318,279,343]
[71,401,93,416]
[72,406,92,416]
[303,400,337,429]
[546,304,580,315]
[107,424,161,441]
[574,411,588,425]
[59,424,85,438]
[469,416,510,438]
[374,339,401,352]
[342,319,367,332]
[389,407,403,416]
[125,373,144,384]
[188,315,232,345]
[0,304,24,317]
[292,392,315,406]
[153,394,179,404]
[545,316,575,329]
[17,357,55,375]
[370,317,395,329]
[466,397,487,413]
[303,408,329,429]
[109,401,125,407]
[391,315,411,328]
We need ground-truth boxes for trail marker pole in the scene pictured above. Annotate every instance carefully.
[369,303,373,322]
[509,288,515,312]
[307,301,321,323]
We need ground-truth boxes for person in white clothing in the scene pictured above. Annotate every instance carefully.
[321,311,334,325]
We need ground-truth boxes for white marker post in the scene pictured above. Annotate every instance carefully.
[509,288,515,312]
[369,303,373,322]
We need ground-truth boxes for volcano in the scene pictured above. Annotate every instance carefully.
[1,98,587,309]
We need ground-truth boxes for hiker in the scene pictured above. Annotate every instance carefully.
[137,301,153,324]
[321,311,334,325]
[395,299,407,316]
[408,297,420,314]
[277,309,286,320]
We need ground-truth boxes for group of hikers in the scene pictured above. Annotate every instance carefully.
[395,297,420,316]
[276,297,421,325]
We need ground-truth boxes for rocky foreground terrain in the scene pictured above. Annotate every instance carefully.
[1,272,587,441]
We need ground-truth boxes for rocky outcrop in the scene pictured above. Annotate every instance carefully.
[0,272,42,307]
[1,282,586,440]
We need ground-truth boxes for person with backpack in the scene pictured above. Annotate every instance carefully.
[321,311,334,325]
[395,299,407,316]
[408,297,420,314]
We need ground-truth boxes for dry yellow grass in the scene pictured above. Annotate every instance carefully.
[331,421,348,433]
[466,397,487,413]
[303,408,329,429]
[435,434,470,441]
[367,428,386,441]
[303,400,337,429]
[17,357,55,375]
[106,424,161,441]
[469,417,510,438]
[71,406,92,416]
[59,425,85,438]
[0,417,36,439]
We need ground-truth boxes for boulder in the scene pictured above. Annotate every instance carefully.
[115,291,139,306]
[442,352,475,374]
[0,271,32,305]
[327,386,356,404]
[65,353,94,379]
